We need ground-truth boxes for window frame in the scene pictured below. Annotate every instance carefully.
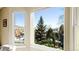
[30,7,66,50]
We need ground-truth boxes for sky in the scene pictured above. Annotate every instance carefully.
[15,7,64,28]
[33,7,64,28]
[15,12,25,27]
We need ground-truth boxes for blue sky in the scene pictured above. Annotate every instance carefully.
[15,12,25,27]
[15,7,64,28]
[33,7,64,28]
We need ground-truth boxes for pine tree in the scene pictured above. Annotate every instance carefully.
[35,16,46,44]
[46,28,55,47]
[59,24,64,49]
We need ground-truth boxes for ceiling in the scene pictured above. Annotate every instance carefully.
[0,7,47,12]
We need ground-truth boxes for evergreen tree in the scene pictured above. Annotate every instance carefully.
[46,28,55,47]
[35,16,46,44]
[59,24,64,49]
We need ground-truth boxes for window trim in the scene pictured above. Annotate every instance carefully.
[30,7,65,50]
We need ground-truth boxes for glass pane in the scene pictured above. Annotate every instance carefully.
[33,7,64,50]
[14,12,25,46]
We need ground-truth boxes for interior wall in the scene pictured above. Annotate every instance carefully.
[0,8,10,45]
[0,12,1,45]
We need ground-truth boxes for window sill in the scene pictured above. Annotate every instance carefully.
[30,44,63,51]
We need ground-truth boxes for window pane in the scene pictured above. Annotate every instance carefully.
[14,12,25,46]
[33,7,64,50]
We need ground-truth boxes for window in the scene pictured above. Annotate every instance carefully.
[14,12,25,46]
[33,8,64,50]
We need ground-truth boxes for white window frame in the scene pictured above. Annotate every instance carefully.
[73,7,79,51]
[11,11,27,46]
[30,7,73,51]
